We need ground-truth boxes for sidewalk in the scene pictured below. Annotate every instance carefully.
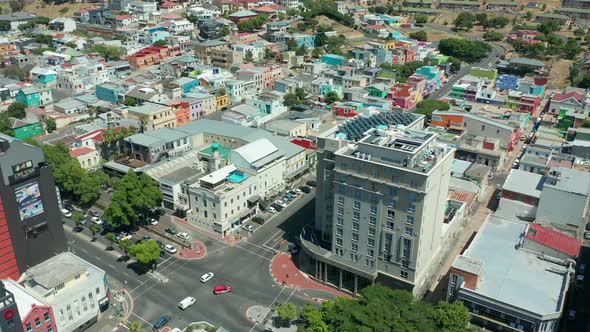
[178,240,207,260]
[172,216,243,246]
[270,253,351,298]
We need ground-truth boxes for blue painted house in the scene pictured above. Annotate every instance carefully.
[292,34,316,48]
[415,66,443,89]
[96,82,126,104]
[320,84,343,98]
[322,54,346,66]
[496,74,521,91]
[148,27,170,44]
[175,77,200,94]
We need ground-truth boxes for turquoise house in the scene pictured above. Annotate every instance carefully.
[321,54,346,66]
[176,77,200,94]
[30,67,57,85]
[96,82,126,104]
[390,31,409,41]
[320,84,343,98]
[416,66,443,89]
[366,83,389,98]
[16,86,52,107]
[10,118,43,140]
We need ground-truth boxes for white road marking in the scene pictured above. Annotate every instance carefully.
[95,257,102,261]
[130,312,151,325]
[234,243,272,261]
[285,288,296,303]
[248,287,286,332]
[132,259,192,299]
[206,246,228,255]
[129,258,182,294]
[262,230,282,247]
[79,248,88,253]
[241,240,276,254]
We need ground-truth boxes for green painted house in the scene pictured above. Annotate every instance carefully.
[15,86,53,107]
[10,118,43,139]
[366,83,390,98]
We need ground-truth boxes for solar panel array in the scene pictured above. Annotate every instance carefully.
[337,111,416,142]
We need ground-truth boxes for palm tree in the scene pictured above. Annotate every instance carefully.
[138,115,149,133]
[127,321,144,332]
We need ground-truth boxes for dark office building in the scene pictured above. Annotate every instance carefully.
[0,282,23,332]
[0,135,66,281]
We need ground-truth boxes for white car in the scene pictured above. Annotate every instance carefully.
[242,224,253,232]
[267,206,277,214]
[294,188,303,195]
[177,232,190,240]
[148,218,158,225]
[164,244,177,254]
[200,272,214,283]
[61,209,72,218]
[91,217,103,225]
[275,200,287,208]
[585,231,590,240]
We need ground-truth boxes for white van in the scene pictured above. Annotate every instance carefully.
[60,209,72,218]
[178,296,196,310]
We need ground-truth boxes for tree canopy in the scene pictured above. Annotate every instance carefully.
[296,285,472,332]
[409,31,427,42]
[438,38,491,62]
[415,100,450,116]
[415,14,428,24]
[128,240,160,266]
[482,31,504,42]
[88,44,125,60]
[453,13,474,31]
[325,91,340,104]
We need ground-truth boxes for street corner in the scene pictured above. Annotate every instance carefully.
[172,216,244,246]
[178,240,207,260]
[246,305,270,324]
[270,253,351,299]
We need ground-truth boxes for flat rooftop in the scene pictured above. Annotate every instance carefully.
[460,215,568,316]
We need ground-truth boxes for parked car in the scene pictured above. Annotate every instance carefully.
[117,232,132,242]
[267,206,277,214]
[568,309,576,321]
[153,315,171,329]
[585,223,590,231]
[89,210,100,217]
[299,186,311,193]
[213,285,232,294]
[519,135,526,141]
[271,203,283,212]
[200,272,214,283]
[178,297,196,310]
[306,180,316,187]
[288,243,300,255]
[142,235,152,241]
[165,227,177,235]
[585,231,590,240]
[294,188,303,195]
[148,218,158,225]
[91,217,103,225]
[61,209,72,218]
[177,232,190,240]
[288,190,298,197]
[275,200,287,208]
[156,240,165,249]
[578,263,586,275]
[164,244,177,254]
[242,224,253,232]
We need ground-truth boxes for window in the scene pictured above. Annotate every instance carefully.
[391,175,396,183]
[384,233,393,259]
[368,238,375,247]
[354,190,361,198]
[402,238,411,261]
[352,233,359,242]
[400,271,408,279]
[407,204,416,214]
[351,243,358,252]
[405,227,413,236]
[44,313,51,323]
[368,227,375,237]
[337,196,344,205]
[387,210,395,219]
[389,187,397,196]
[352,222,359,231]
[337,207,344,216]
[96,287,100,295]
[26,324,32,332]
[337,216,343,226]
[386,221,394,230]
[370,205,377,215]
[367,248,374,258]
[369,216,376,225]
[388,199,396,208]
[336,227,343,236]
[408,193,417,202]
[48,326,53,332]
[353,211,360,220]
[406,215,414,225]
[336,237,342,246]
[481,125,485,131]
[353,201,361,210]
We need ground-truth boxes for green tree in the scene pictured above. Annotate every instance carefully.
[7,102,26,119]
[88,44,125,60]
[152,39,167,46]
[104,171,162,230]
[295,88,305,100]
[72,211,85,231]
[138,115,148,133]
[264,48,276,60]
[563,38,582,60]
[124,97,136,106]
[59,7,69,14]
[312,47,324,58]
[44,118,56,133]
[0,21,10,31]
[415,99,450,116]
[89,223,101,241]
[8,0,24,12]
[453,12,474,31]
[244,49,253,62]
[276,303,298,327]
[409,30,427,42]
[432,301,472,332]
[295,45,307,56]
[105,233,116,250]
[283,93,299,107]
[325,91,340,104]
[315,32,328,47]
[438,38,491,62]
[299,303,329,332]
[119,238,132,255]
[475,13,487,26]
[128,240,160,270]
[484,16,509,29]
[278,13,286,20]
[574,27,586,39]
[219,25,230,37]
[415,14,428,24]
[4,65,26,81]
[287,38,298,51]
[23,137,40,147]
[483,30,504,41]
[127,321,144,332]
[524,11,533,20]
[447,57,462,72]
[537,20,561,35]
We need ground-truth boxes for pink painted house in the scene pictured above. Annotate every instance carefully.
[388,83,419,109]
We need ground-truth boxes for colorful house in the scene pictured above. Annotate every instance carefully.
[15,86,53,107]
[517,76,548,97]
[175,77,200,94]
[320,84,343,98]
[332,102,361,117]
[216,94,230,110]
[96,82,126,104]
[388,83,419,110]
[415,66,444,91]
[169,100,191,127]
[291,34,316,48]
[496,74,520,91]
[365,83,389,98]
[30,67,57,85]
[10,118,43,139]
[406,75,428,97]
[321,54,346,66]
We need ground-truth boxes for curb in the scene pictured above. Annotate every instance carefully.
[173,217,244,246]
[177,241,208,261]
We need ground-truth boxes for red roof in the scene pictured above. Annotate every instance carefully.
[525,223,582,258]
[290,138,316,150]
[449,191,477,204]
[365,24,385,30]
[161,1,179,8]
[116,15,134,20]
[76,128,105,143]
[254,6,278,13]
[69,147,96,157]
[552,90,584,102]
[533,77,548,86]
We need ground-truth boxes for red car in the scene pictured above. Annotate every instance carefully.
[213,285,232,294]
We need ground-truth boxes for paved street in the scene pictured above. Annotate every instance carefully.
[66,188,337,332]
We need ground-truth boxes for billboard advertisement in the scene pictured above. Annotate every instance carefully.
[14,181,44,221]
